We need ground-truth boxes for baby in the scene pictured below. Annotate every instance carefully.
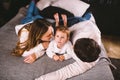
[46,25,73,61]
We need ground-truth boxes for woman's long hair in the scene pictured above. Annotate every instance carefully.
[12,19,51,56]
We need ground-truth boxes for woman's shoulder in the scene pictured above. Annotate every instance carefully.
[21,28,29,32]
[15,21,32,35]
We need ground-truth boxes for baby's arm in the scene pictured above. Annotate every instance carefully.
[46,41,56,59]
[63,41,73,60]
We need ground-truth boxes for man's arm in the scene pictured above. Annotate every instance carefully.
[35,60,97,80]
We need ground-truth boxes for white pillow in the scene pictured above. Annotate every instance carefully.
[36,0,58,10]
[52,0,90,17]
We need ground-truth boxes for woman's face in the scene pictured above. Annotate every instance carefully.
[41,26,53,41]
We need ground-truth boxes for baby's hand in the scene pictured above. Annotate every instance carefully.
[59,55,65,61]
[53,55,59,61]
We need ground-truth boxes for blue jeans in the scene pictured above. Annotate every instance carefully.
[52,12,91,33]
[21,0,91,26]
[57,12,92,27]
[21,1,43,24]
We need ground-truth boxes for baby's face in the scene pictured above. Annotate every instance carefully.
[55,30,68,48]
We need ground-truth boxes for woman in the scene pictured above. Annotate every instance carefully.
[12,19,53,64]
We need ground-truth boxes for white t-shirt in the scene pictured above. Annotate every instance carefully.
[46,40,74,60]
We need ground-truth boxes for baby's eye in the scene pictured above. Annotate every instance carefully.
[56,35,59,37]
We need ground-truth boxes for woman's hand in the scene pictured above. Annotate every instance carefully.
[24,53,36,64]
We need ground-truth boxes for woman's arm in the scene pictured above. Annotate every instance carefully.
[23,43,45,64]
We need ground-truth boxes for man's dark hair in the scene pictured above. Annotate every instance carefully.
[74,38,101,62]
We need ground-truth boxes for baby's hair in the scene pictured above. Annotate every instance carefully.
[55,25,70,38]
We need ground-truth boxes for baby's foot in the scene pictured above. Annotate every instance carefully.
[54,13,59,26]
[61,14,67,27]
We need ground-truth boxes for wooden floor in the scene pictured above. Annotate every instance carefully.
[110,58,120,80]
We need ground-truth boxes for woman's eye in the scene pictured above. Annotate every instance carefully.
[47,34,52,37]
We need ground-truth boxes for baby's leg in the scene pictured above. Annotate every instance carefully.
[61,14,67,26]
[54,13,59,27]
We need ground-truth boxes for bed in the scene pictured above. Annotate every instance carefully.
[0,6,114,80]
[0,4,115,79]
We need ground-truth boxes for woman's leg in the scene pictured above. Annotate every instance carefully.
[21,0,43,24]
[66,12,92,27]
[26,0,36,18]
[21,0,35,24]
[33,5,40,16]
